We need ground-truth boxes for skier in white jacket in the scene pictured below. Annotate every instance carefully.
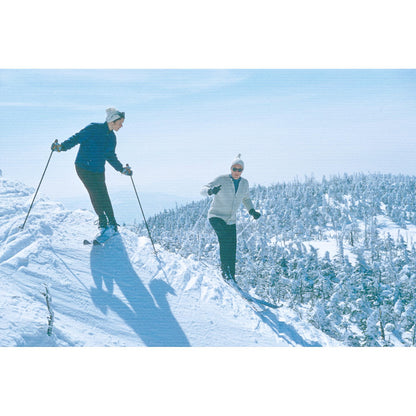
[201,154,261,281]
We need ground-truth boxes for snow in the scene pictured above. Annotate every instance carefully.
[0,174,339,347]
[1,173,413,416]
[376,214,416,244]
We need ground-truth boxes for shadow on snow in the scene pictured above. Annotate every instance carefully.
[89,235,190,347]
[254,308,322,347]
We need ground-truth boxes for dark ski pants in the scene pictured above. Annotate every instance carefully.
[76,165,116,227]
[209,217,237,279]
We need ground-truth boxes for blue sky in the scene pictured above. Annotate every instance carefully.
[1,69,416,202]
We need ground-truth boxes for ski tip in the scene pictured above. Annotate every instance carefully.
[83,239,104,246]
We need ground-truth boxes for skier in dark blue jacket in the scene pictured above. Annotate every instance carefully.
[51,108,132,240]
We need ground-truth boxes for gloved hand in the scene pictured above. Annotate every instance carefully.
[51,140,62,152]
[249,209,261,220]
[208,185,222,195]
[122,165,133,176]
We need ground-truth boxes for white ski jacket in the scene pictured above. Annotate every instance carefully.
[201,174,255,225]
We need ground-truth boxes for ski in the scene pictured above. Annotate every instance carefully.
[224,278,282,310]
[83,232,119,246]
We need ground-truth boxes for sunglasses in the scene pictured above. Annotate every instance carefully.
[232,167,243,172]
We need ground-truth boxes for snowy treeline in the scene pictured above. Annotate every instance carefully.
[134,173,416,346]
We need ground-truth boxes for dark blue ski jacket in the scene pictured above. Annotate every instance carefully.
[61,122,124,173]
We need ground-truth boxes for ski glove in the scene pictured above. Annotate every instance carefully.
[51,140,62,152]
[208,185,222,195]
[122,165,133,176]
[249,209,261,220]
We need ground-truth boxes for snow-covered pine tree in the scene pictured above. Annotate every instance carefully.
[133,173,416,346]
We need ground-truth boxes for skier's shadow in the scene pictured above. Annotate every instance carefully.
[254,308,322,347]
[89,235,190,347]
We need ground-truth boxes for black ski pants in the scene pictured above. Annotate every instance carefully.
[209,217,237,279]
[76,165,116,227]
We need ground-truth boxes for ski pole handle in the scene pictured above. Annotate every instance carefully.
[50,139,60,152]
[123,163,133,176]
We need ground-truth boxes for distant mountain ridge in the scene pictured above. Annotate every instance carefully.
[59,190,193,225]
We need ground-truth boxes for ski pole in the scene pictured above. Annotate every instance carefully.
[127,165,158,256]
[20,140,58,230]
[177,196,211,258]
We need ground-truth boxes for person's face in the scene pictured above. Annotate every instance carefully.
[231,164,243,179]
[111,118,124,131]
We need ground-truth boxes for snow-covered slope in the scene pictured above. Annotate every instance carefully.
[0,174,339,347]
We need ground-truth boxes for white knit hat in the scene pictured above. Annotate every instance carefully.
[106,107,125,123]
[231,153,244,169]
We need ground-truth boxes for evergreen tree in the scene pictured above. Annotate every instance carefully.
[133,173,416,346]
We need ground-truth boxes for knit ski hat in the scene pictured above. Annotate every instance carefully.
[106,107,125,123]
[231,153,244,169]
